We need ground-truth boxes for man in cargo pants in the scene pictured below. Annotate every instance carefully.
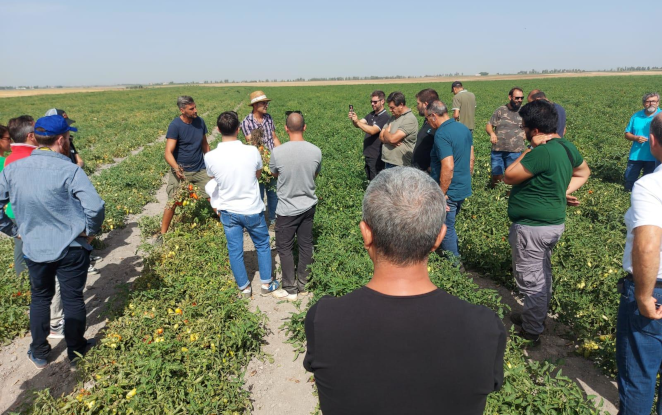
[504,100,590,345]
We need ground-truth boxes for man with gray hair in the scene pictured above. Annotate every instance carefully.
[425,100,474,263]
[160,96,211,236]
[623,92,660,191]
[304,167,505,415]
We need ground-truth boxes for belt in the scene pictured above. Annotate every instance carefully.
[623,274,662,289]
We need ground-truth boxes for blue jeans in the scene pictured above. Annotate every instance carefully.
[440,199,464,258]
[259,183,278,223]
[624,160,656,192]
[25,247,91,361]
[491,151,521,176]
[219,211,273,290]
[616,278,662,414]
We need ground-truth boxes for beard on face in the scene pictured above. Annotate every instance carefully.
[510,100,522,111]
[645,105,657,114]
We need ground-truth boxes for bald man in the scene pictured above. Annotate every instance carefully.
[269,112,322,301]
[528,89,567,137]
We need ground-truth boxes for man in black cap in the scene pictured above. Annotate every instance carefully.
[451,82,476,133]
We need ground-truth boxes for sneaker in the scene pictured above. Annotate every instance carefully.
[88,265,99,275]
[240,287,252,299]
[70,339,97,368]
[48,323,65,339]
[27,349,48,369]
[261,280,280,296]
[90,255,102,262]
[155,234,164,247]
[298,290,310,297]
[514,329,541,347]
[272,288,298,301]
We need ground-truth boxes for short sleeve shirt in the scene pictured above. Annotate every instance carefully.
[381,110,418,166]
[241,113,277,151]
[362,110,389,159]
[412,120,436,171]
[625,108,661,162]
[623,165,662,279]
[554,103,567,136]
[508,138,584,226]
[429,119,473,201]
[451,90,476,130]
[166,116,208,172]
[270,141,322,216]
[489,105,526,152]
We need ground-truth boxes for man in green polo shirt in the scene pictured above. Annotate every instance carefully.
[504,100,590,345]
[379,91,418,168]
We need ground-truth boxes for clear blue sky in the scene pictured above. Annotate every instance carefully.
[1,0,660,86]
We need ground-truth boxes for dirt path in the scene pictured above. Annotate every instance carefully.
[241,230,318,415]
[468,272,619,414]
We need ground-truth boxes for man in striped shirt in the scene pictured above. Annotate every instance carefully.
[241,90,281,226]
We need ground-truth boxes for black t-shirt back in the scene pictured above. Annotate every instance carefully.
[412,120,436,171]
[304,286,506,415]
[363,110,390,158]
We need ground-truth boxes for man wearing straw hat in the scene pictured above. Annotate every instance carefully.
[241,91,281,227]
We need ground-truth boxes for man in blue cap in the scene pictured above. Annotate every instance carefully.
[0,115,105,369]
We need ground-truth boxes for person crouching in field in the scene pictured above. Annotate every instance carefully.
[269,112,322,302]
[304,167,506,415]
[504,100,590,345]
[204,111,280,298]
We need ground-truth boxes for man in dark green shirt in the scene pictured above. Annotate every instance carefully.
[504,100,590,345]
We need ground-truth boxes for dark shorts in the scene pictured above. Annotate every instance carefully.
[166,169,211,200]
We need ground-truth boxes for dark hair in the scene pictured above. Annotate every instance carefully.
[216,111,239,136]
[371,90,385,100]
[386,91,406,106]
[415,88,439,105]
[7,115,34,143]
[519,100,558,134]
[33,130,60,146]
[651,113,662,143]
[530,91,547,100]
[286,112,305,132]
[0,125,8,139]
[509,87,524,97]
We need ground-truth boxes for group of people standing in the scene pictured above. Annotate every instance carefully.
[160,92,321,302]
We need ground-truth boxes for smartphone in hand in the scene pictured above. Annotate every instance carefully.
[349,104,354,113]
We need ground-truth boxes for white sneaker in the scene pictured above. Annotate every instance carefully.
[88,265,99,275]
[48,323,65,339]
[272,288,297,301]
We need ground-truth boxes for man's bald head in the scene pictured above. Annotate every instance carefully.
[528,89,541,103]
[286,112,306,132]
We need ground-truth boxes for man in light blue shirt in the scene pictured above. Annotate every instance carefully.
[624,92,661,191]
[0,115,105,369]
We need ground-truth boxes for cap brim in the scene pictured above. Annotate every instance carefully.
[68,126,78,132]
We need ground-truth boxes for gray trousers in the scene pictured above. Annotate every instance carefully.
[509,223,565,335]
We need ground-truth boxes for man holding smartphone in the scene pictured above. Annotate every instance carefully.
[349,90,389,180]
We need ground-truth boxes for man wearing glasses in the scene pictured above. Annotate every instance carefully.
[485,87,527,188]
[624,92,661,191]
[349,90,389,180]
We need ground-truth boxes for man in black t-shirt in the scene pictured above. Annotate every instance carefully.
[349,90,389,180]
[160,96,211,235]
[304,167,507,415]
[412,88,439,171]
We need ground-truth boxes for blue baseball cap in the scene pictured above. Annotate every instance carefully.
[34,115,78,136]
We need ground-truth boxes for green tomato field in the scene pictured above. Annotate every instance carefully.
[0,75,660,414]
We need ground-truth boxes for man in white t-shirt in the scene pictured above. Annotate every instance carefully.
[617,112,662,413]
[204,111,280,298]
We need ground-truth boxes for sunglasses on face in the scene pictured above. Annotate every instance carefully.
[371,100,382,104]
[513,97,524,101]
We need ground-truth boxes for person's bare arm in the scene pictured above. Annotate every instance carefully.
[453,109,460,121]
[165,138,184,179]
[201,135,210,154]
[469,146,475,175]
[256,170,262,180]
[381,127,406,145]
[486,123,498,144]
[440,156,454,194]
[75,154,84,168]
[633,225,662,319]
[272,131,281,147]
[350,113,381,135]
[625,132,648,144]
[565,161,591,206]
[504,149,533,185]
